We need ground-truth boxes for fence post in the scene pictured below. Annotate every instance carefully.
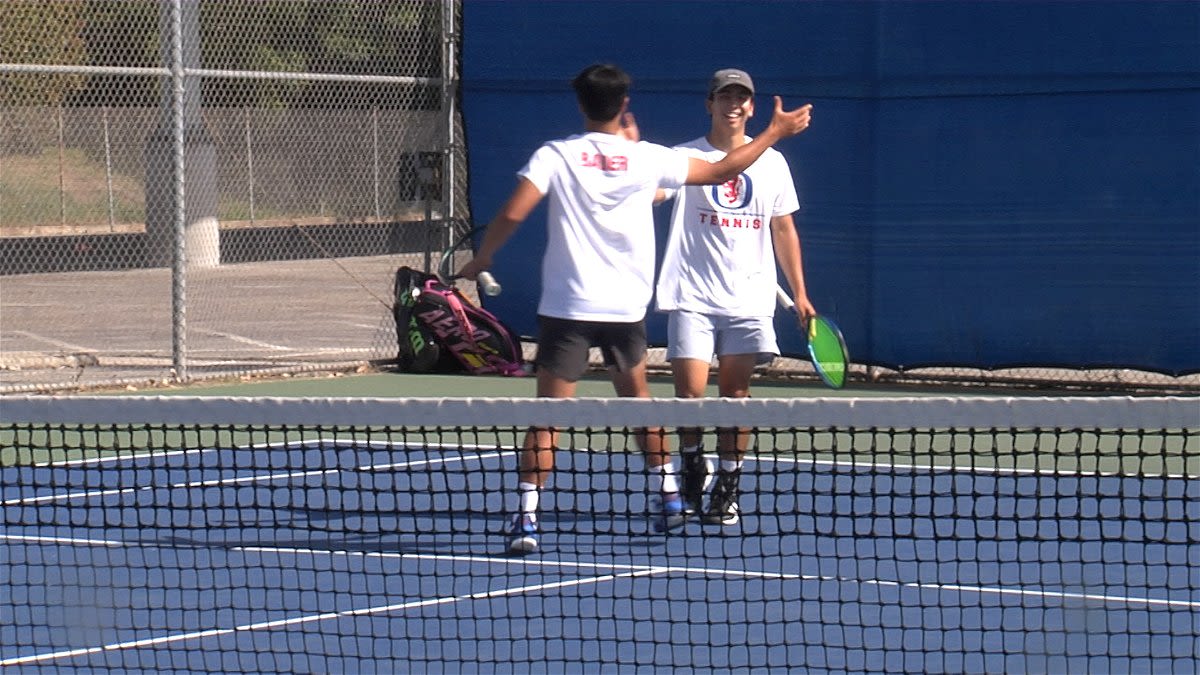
[144,0,219,271]
[57,107,66,227]
[441,0,458,261]
[103,107,115,231]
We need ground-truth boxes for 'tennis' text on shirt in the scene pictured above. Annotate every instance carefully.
[699,210,763,229]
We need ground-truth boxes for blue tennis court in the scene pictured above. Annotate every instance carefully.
[3,419,1196,673]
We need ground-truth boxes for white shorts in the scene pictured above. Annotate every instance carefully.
[666,310,778,364]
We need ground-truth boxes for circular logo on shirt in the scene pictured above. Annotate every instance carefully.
[708,173,753,210]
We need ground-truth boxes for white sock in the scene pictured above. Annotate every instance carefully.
[720,459,743,474]
[517,482,539,515]
[648,462,679,495]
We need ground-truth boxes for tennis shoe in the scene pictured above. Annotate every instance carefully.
[680,450,713,515]
[702,469,741,526]
[507,514,539,555]
[654,495,687,532]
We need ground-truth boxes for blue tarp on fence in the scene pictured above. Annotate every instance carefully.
[463,0,1199,375]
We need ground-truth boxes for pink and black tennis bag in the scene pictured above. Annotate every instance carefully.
[393,266,525,376]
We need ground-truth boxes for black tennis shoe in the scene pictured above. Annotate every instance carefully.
[680,450,712,515]
[702,469,741,526]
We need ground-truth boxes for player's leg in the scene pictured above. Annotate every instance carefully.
[703,315,778,526]
[667,310,717,514]
[603,320,684,531]
[699,352,756,526]
[609,355,666,464]
[715,351,756,455]
[521,366,575,487]
[508,316,589,554]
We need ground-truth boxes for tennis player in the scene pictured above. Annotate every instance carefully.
[459,63,813,554]
[655,68,817,526]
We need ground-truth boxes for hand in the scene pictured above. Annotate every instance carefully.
[766,98,813,139]
[618,112,640,142]
[457,256,489,280]
[794,295,818,325]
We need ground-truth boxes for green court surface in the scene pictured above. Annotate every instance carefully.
[110,370,1005,400]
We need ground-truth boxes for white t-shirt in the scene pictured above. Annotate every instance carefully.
[655,136,799,317]
[519,132,690,321]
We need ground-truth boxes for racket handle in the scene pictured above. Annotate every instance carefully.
[477,271,502,297]
[775,285,796,311]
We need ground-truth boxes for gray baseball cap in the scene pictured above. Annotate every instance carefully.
[708,68,755,96]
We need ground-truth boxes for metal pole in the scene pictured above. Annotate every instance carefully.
[245,108,255,225]
[169,0,188,382]
[103,107,115,231]
[57,107,66,227]
[372,106,381,221]
[441,0,457,261]
[422,158,433,273]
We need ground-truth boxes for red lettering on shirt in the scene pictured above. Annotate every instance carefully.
[580,151,628,172]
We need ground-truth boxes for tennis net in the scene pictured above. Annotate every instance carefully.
[2,395,1197,673]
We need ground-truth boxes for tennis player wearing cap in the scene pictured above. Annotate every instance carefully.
[655,68,817,526]
[459,63,813,554]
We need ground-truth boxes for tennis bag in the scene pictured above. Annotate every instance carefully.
[392,266,525,376]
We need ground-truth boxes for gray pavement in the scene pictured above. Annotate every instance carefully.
[1,253,436,392]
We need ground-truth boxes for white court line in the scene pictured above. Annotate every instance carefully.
[195,330,294,351]
[33,442,1186,480]
[8,330,93,353]
[3,512,1196,665]
[30,439,502,468]
[1,532,1194,612]
[0,549,662,667]
[718,450,1190,480]
[6,442,1194,665]
[20,429,1183,480]
[3,445,505,507]
[9,439,1186,508]
[39,447,212,468]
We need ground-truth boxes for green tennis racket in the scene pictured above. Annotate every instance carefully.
[776,285,849,389]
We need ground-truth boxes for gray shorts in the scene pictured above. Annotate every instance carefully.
[534,315,647,382]
[667,310,778,365]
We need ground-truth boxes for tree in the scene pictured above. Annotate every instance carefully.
[0,1,87,107]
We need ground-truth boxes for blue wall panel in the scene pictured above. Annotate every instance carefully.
[463,0,1199,375]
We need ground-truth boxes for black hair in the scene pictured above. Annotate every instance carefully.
[571,64,629,122]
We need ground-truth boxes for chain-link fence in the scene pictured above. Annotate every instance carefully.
[4,2,1196,395]
[2,0,471,392]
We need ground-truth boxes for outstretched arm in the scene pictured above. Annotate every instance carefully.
[458,177,544,279]
[686,97,813,185]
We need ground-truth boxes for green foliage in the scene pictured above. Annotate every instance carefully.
[0,2,88,106]
[72,1,159,106]
[2,0,445,109]
[0,148,146,227]
[196,0,442,108]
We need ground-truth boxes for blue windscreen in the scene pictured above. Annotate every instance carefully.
[463,0,1199,374]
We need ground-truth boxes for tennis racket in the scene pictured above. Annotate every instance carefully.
[776,285,849,389]
[437,225,501,296]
